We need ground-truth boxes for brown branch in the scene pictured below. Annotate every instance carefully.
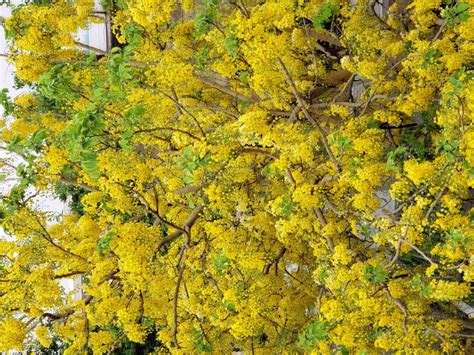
[284,268,304,285]
[383,286,408,333]
[29,210,89,263]
[359,58,404,117]
[155,208,202,257]
[312,208,335,252]
[136,291,145,323]
[172,249,186,349]
[400,239,435,265]
[173,185,200,195]
[53,270,87,279]
[386,224,410,269]
[43,294,94,320]
[277,58,341,173]
[237,147,278,159]
[454,300,474,319]
[263,247,286,275]
[59,178,97,192]
[129,187,189,239]
[134,126,200,140]
[332,74,355,104]
[196,74,257,103]
[74,41,109,55]
[367,0,401,37]
[149,86,206,137]
[425,187,447,221]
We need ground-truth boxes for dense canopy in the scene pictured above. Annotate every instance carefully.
[0,0,473,353]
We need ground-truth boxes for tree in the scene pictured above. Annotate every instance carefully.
[0,0,473,353]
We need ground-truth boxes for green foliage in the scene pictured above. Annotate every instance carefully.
[124,24,143,48]
[364,264,387,285]
[108,50,134,89]
[194,0,220,36]
[108,25,142,89]
[238,70,250,86]
[124,105,146,125]
[444,2,470,28]
[446,66,474,105]
[359,223,372,239]
[313,0,339,30]
[29,128,49,152]
[435,136,459,162]
[224,34,238,58]
[38,64,79,109]
[99,0,127,11]
[192,328,213,353]
[177,146,210,184]
[194,47,211,70]
[446,229,472,251]
[367,119,379,129]
[64,107,105,180]
[214,254,232,274]
[97,231,118,255]
[410,274,432,297]
[279,195,295,219]
[222,300,235,312]
[298,321,329,350]
[119,130,134,152]
[423,49,442,68]
[53,181,87,215]
[0,89,14,116]
[386,146,407,172]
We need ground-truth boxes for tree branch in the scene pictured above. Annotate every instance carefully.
[277,58,341,173]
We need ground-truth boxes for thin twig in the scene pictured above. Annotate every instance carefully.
[384,286,408,333]
[263,247,286,275]
[386,223,410,269]
[400,239,435,265]
[277,58,341,173]
[312,207,335,252]
[172,249,186,349]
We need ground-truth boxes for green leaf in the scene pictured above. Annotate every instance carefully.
[279,195,295,218]
[367,119,378,129]
[222,300,235,312]
[455,2,469,12]
[313,1,339,30]
[97,231,118,255]
[445,2,470,28]
[359,223,372,239]
[423,49,441,68]
[194,47,210,70]
[386,146,407,172]
[410,274,432,297]
[0,88,14,115]
[192,328,213,353]
[183,173,194,185]
[214,254,232,274]
[364,264,387,284]
[119,130,135,153]
[194,0,220,36]
[81,153,100,180]
[298,321,330,350]
[224,34,238,58]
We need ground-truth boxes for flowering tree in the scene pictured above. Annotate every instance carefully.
[0,0,473,353]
